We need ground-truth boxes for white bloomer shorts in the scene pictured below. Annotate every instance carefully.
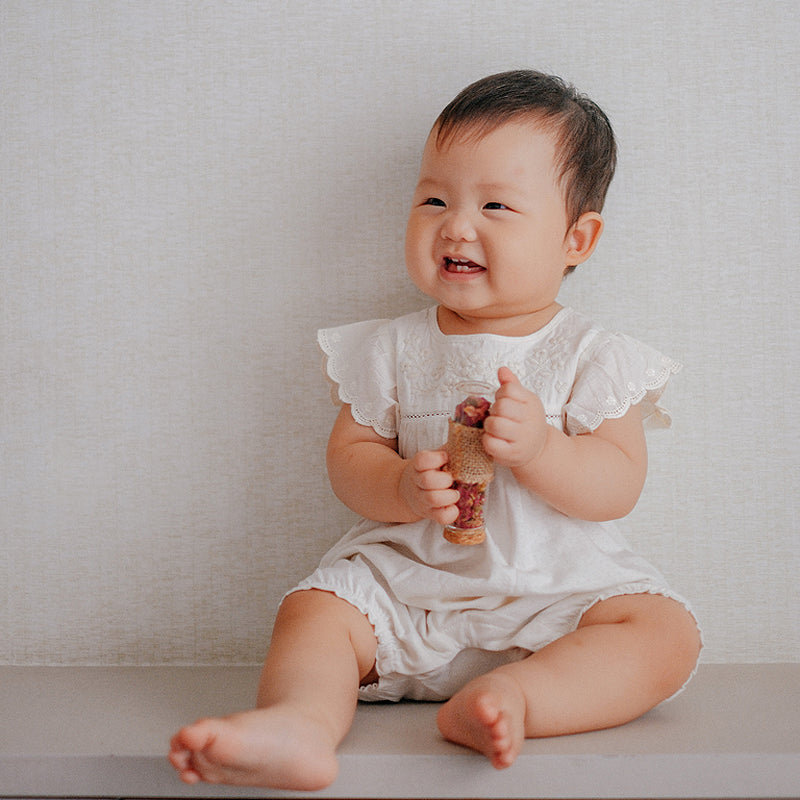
[285,554,701,703]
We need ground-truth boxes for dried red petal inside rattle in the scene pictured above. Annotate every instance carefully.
[453,395,491,428]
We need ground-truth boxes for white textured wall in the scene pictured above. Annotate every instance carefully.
[2,1,798,665]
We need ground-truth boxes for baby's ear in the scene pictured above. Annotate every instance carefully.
[565,211,604,267]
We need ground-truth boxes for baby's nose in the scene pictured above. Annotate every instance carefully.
[440,210,477,242]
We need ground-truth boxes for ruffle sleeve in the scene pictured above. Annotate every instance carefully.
[317,318,398,439]
[564,331,682,435]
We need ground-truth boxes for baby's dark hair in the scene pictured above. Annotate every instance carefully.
[435,69,617,240]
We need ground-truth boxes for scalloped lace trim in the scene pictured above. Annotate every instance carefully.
[318,327,396,439]
[567,353,682,434]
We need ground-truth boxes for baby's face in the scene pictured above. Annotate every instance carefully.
[405,120,575,336]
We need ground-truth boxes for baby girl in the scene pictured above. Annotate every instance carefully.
[169,69,701,791]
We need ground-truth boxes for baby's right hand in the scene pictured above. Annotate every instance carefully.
[398,449,460,526]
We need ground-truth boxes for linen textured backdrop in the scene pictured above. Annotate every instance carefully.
[2,1,798,665]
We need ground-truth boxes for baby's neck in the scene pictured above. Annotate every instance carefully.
[436,304,563,337]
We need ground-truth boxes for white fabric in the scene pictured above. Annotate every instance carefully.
[297,306,693,701]
[318,306,681,444]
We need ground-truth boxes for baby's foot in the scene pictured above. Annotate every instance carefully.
[436,673,526,769]
[168,706,339,790]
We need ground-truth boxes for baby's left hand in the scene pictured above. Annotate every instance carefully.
[482,367,549,469]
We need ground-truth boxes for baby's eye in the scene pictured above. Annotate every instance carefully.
[422,197,446,207]
[484,201,509,210]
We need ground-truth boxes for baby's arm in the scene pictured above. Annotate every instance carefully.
[326,405,460,525]
[482,367,647,521]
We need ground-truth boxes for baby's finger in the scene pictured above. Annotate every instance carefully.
[428,487,461,509]
[496,375,532,403]
[483,414,518,442]
[480,431,505,460]
[482,432,523,466]
[497,365,519,386]
[489,395,526,423]
[429,503,460,526]
[417,468,456,491]
[413,448,450,472]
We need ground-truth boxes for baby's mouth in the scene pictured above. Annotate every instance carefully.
[443,257,485,274]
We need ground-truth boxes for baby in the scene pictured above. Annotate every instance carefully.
[169,70,702,791]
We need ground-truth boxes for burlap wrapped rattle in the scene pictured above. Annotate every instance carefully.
[443,384,495,545]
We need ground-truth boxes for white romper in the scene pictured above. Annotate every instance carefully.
[290,306,694,701]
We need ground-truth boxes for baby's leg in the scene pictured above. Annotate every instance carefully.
[437,593,701,768]
[169,589,377,790]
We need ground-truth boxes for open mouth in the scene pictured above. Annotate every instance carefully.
[443,257,485,274]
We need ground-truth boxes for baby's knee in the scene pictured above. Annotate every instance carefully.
[275,589,377,676]
[583,593,701,695]
[631,595,702,696]
[659,599,702,689]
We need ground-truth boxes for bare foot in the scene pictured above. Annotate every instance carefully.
[168,705,339,790]
[436,672,526,769]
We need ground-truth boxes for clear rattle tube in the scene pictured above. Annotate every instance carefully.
[443,381,495,545]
